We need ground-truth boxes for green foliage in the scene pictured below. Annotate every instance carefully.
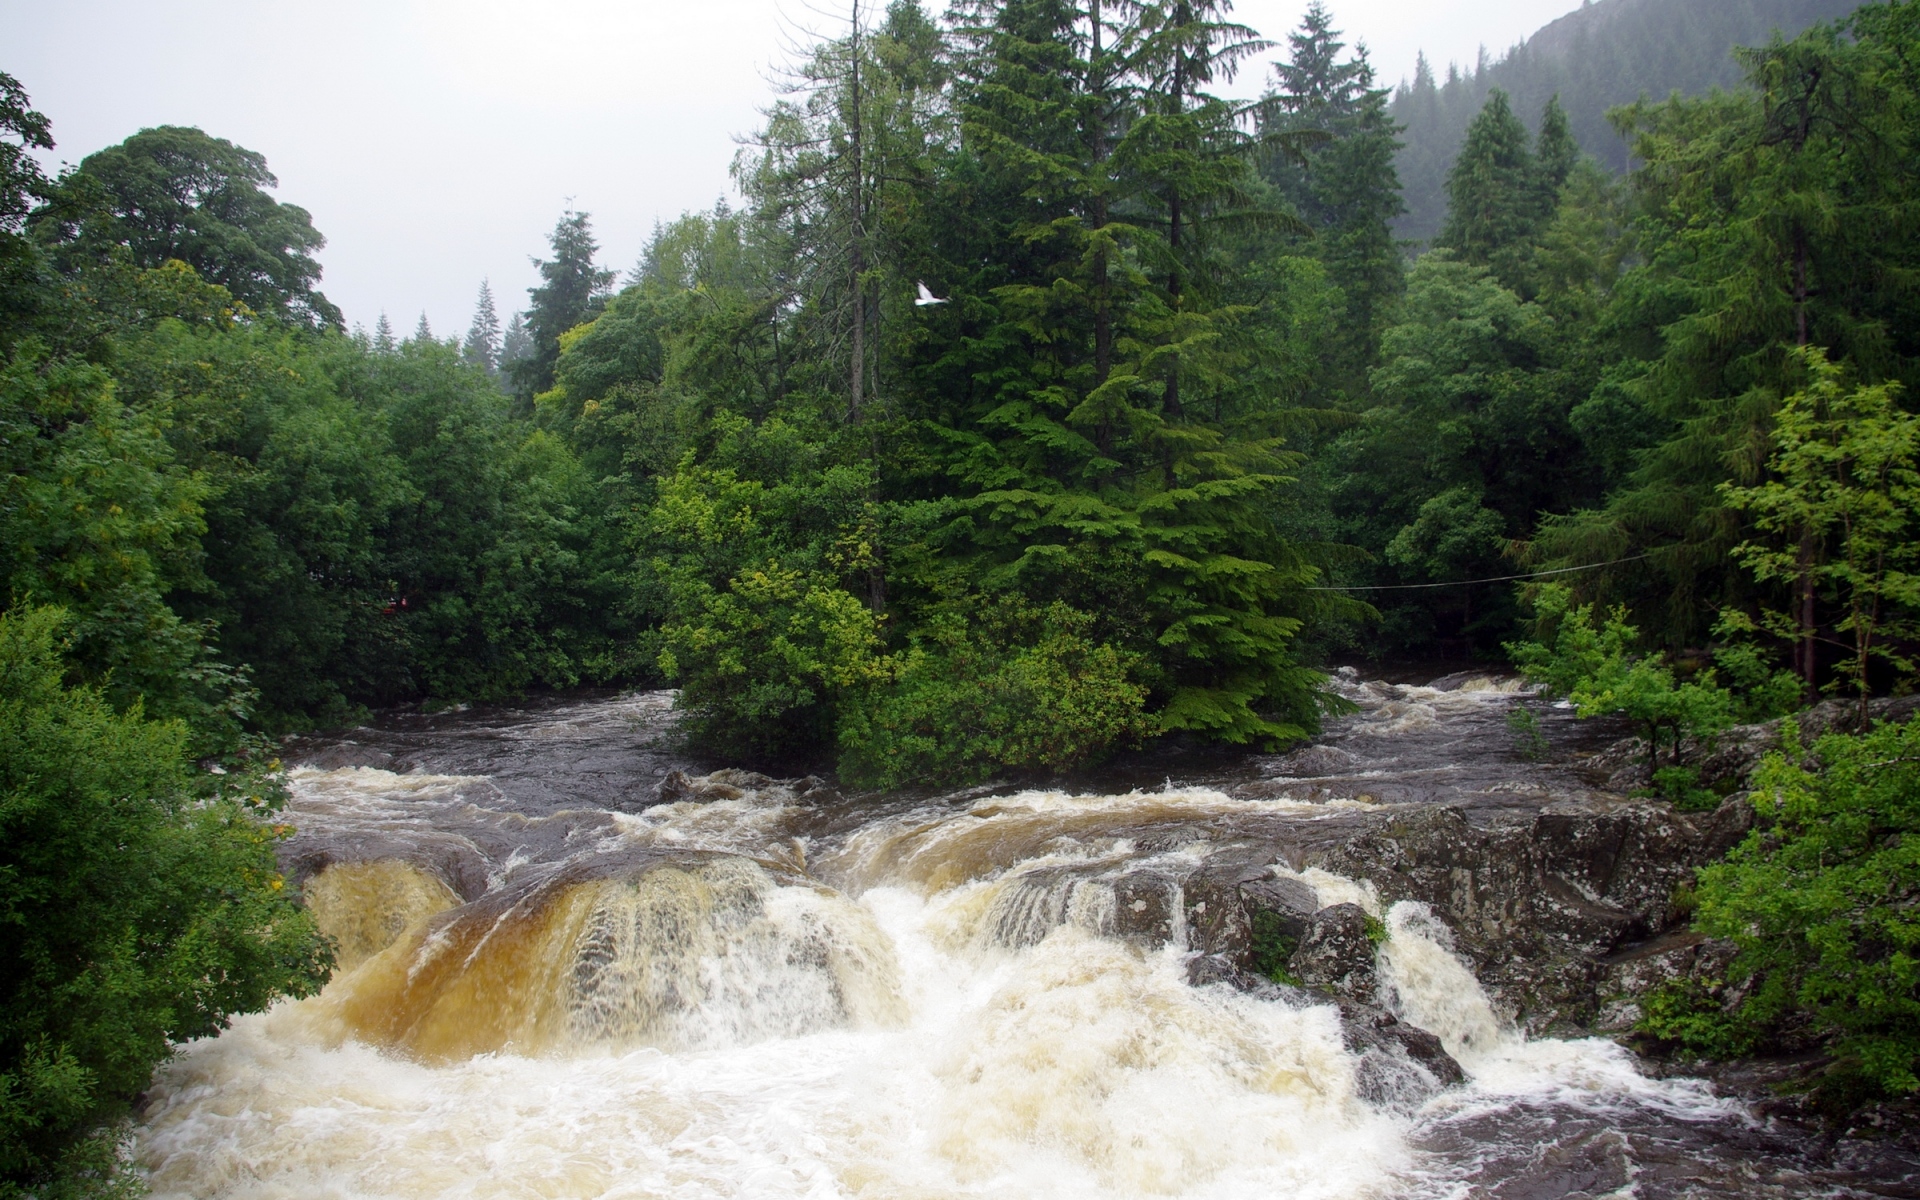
[0,606,331,1196]
[0,335,257,751]
[1323,248,1604,653]
[1648,765,1721,812]
[643,429,889,759]
[1248,909,1303,986]
[837,600,1154,789]
[1531,4,1920,647]
[1720,347,1920,717]
[1510,583,1734,772]
[511,210,613,403]
[1710,634,1805,724]
[1437,90,1541,274]
[59,126,340,328]
[1507,706,1549,761]
[1643,716,1920,1099]
[1389,0,1862,242]
[1261,4,1406,394]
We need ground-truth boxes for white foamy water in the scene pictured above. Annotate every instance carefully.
[139,877,1406,1200]
[135,696,1751,1199]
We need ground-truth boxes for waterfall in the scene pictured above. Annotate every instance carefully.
[131,689,1786,1199]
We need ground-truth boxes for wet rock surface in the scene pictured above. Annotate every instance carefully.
[1290,902,1382,1003]
[1309,797,1754,1032]
[264,671,1920,1196]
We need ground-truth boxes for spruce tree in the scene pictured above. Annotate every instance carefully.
[462,279,501,373]
[413,312,433,343]
[373,311,395,354]
[1437,89,1536,268]
[511,209,613,404]
[924,0,1333,745]
[1265,8,1404,391]
[1535,93,1578,204]
[499,311,532,375]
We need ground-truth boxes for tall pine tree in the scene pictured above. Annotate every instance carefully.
[1263,5,1404,393]
[463,279,501,374]
[511,209,613,405]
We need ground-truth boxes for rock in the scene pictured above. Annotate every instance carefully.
[1243,875,1321,939]
[1186,954,1464,1107]
[654,770,697,803]
[1592,930,1738,1034]
[1180,852,1319,960]
[795,775,844,803]
[1312,801,1749,1032]
[295,742,401,772]
[1289,902,1381,1004]
[1586,695,1920,793]
[1425,670,1516,693]
[707,767,775,789]
[653,769,763,804]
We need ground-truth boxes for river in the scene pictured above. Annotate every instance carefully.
[131,675,1916,1197]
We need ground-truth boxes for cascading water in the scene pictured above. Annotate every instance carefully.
[131,683,1887,1198]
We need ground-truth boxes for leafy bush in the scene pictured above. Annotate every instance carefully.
[0,606,332,1196]
[1507,707,1549,760]
[1709,630,1804,724]
[1649,765,1721,813]
[836,600,1155,790]
[645,443,891,760]
[1509,583,1733,773]
[1642,716,1920,1099]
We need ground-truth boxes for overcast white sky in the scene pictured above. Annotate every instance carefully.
[2,0,1584,336]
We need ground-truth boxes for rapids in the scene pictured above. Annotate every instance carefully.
[130,678,1903,1198]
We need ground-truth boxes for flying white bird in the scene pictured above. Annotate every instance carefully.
[915,282,948,306]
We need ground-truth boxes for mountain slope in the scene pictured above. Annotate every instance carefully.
[1390,0,1866,242]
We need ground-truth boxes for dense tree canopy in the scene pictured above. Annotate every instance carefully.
[61,126,341,327]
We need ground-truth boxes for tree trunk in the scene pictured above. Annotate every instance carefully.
[1799,533,1818,703]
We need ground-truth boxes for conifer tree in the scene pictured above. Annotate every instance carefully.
[499,311,531,374]
[1264,7,1404,390]
[463,279,501,373]
[413,311,433,343]
[1437,89,1536,268]
[373,311,395,354]
[511,209,613,404]
[1534,93,1578,204]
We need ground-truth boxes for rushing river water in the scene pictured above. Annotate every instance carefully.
[132,676,1915,1198]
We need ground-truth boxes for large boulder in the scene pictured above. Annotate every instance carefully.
[1290,902,1382,1003]
[1311,799,1753,1032]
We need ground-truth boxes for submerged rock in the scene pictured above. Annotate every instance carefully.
[1186,954,1464,1107]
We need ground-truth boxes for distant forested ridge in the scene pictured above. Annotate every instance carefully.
[1391,0,1866,241]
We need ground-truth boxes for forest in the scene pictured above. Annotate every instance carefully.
[1388,0,1865,240]
[4,0,1920,1191]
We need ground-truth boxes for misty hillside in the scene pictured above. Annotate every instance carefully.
[1391,0,1865,242]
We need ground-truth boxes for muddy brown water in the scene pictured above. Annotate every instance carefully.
[133,673,1920,1198]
